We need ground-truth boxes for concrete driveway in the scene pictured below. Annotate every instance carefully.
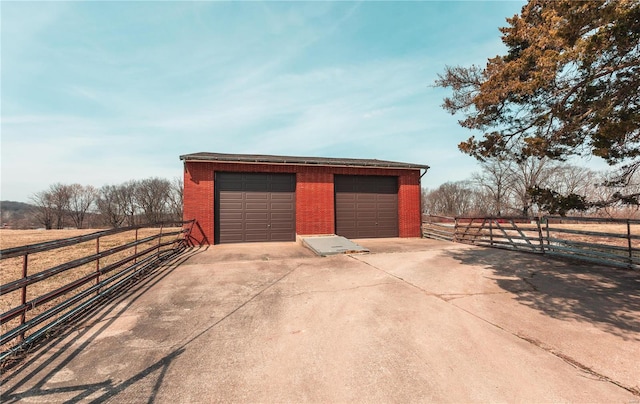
[1,238,639,403]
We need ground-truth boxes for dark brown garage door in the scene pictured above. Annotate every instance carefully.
[215,173,296,244]
[335,175,398,239]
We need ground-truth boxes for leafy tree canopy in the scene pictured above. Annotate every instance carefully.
[437,0,640,185]
[529,186,588,216]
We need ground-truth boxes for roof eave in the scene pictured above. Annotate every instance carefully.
[181,157,429,171]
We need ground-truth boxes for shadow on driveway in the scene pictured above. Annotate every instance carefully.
[445,247,640,340]
[0,247,206,403]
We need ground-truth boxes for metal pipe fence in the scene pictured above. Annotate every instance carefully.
[422,215,640,271]
[0,220,196,362]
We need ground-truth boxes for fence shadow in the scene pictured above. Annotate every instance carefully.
[445,247,640,340]
[0,247,205,403]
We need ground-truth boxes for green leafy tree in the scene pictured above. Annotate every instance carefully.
[437,0,640,204]
[529,186,588,216]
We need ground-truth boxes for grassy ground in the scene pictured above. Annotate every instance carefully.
[0,229,100,250]
[544,223,640,249]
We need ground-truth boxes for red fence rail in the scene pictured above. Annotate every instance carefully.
[0,220,196,362]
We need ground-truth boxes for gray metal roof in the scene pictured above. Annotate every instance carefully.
[179,152,430,170]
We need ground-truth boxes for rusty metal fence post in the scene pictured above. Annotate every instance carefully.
[134,228,139,264]
[20,254,28,342]
[158,223,164,257]
[96,236,101,294]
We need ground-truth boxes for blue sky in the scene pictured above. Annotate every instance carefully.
[1,1,534,202]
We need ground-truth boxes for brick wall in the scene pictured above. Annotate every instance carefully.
[183,162,214,244]
[398,170,422,237]
[295,170,335,235]
[183,161,423,244]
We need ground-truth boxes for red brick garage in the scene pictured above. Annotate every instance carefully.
[180,152,429,244]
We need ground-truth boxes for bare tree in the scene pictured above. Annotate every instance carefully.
[67,184,97,229]
[135,178,171,224]
[48,183,72,229]
[472,158,515,216]
[29,190,55,229]
[28,177,183,230]
[117,181,139,227]
[96,185,126,228]
[507,158,558,217]
[423,181,487,217]
[167,177,183,221]
[548,165,598,197]
[592,171,640,219]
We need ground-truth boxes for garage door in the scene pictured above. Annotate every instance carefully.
[215,173,296,244]
[335,175,398,239]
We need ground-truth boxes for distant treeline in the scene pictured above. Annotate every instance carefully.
[1,177,182,230]
[422,157,640,219]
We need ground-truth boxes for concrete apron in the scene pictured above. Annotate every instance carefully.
[1,239,639,403]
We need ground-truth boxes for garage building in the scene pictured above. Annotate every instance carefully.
[180,152,429,244]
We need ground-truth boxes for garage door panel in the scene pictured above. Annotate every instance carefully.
[219,191,243,199]
[269,232,295,242]
[377,217,397,226]
[245,223,269,231]
[245,232,269,242]
[218,183,244,192]
[270,222,294,230]
[356,203,377,210]
[271,202,294,210]
[244,200,269,211]
[377,204,398,213]
[271,212,294,220]
[216,173,296,243]
[221,234,244,243]
[377,214,397,221]
[377,230,397,238]
[218,200,243,208]
[336,212,356,220]
[270,183,295,192]
[377,194,397,202]
[336,201,356,209]
[246,191,268,198]
[219,223,243,231]
[245,212,269,220]
[219,205,243,214]
[220,212,243,220]
[271,193,294,200]
[356,212,376,220]
[335,175,398,239]
[375,183,398,194]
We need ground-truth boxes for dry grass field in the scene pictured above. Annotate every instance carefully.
[0,227,184,352]
[544,223,640,249]
[0,229,100,250]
